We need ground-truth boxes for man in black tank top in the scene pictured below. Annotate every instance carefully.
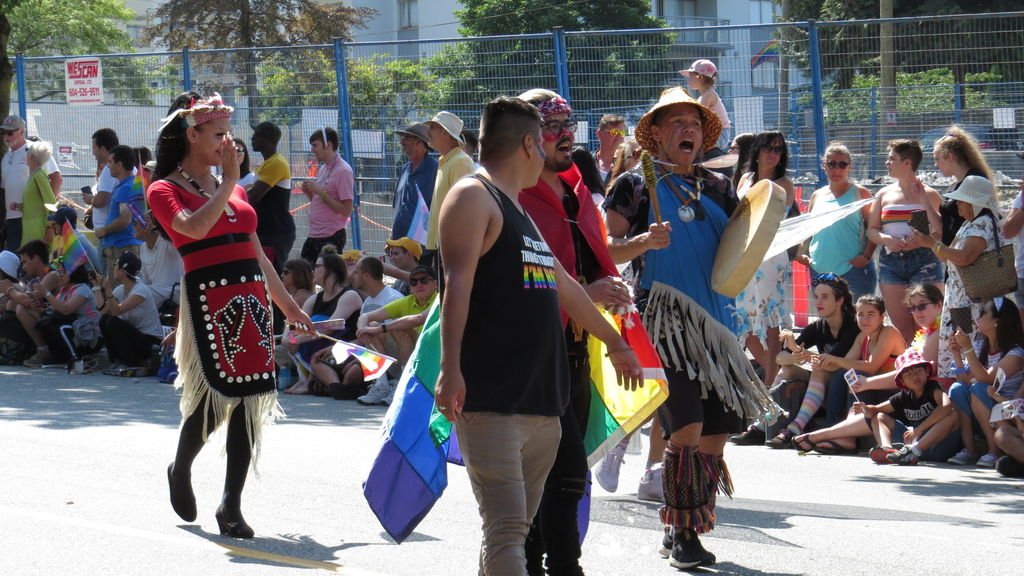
[436,97,642,576]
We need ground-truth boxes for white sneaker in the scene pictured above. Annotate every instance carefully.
[357,376,393,406]
[977,453,999,468]
[594,439,628,492]
[637,465,664,503]
[947,449,978,465]
[380,378,398,406]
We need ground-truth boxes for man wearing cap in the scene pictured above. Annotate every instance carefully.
[355,263,437,368]
[593,114,627,183]
[516,88,633,576]
[424,111,474,263]
[249,121,296,273]
[391,123,437,241]
[300,127,354,261]
[383,236,421,295]
[47,205,100,274]
[1,115,63,250]
[604,86,777,569]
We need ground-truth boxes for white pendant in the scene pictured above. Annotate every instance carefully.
[678,204,695,223]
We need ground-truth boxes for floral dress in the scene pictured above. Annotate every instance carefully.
[938,214,997,378]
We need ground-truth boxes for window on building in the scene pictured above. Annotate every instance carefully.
[399,0,418,30]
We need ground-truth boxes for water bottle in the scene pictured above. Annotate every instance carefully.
[277,366,293,391]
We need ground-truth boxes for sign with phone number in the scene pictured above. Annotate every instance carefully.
[65,58,103,106]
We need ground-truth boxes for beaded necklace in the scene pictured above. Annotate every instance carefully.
[177,165,237,222]
[656,164,704,222]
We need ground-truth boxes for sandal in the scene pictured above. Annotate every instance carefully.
[792,434,816,452]
[765,429,795,449]
[813,440,857,455]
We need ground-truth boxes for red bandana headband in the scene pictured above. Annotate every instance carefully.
[536,97,573,118]
[159,92,234,132]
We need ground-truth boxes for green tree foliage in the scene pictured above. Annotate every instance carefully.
[432,0,669,114]
[143,0,375,127]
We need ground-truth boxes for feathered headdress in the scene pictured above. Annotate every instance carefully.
[159,92,233,133]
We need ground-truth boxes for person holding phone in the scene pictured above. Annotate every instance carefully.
[867,139,944,344]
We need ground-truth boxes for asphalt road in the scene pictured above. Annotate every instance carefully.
[1,366,1022,576]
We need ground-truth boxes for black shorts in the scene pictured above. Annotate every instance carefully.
[658,366,744,438]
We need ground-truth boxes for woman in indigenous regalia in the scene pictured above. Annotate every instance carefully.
[148,92,313,538]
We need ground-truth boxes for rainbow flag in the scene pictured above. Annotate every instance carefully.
[330,340,396,381]
[363,303,667,542]
[405,183,429,245]
[60,221,89,273]
[751,39,781,69]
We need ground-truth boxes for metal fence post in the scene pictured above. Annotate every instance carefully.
[870,87,878,178]
[334,38,361,250]
[15,53,27,120]
[552,28,571,102]
[182,47,191,91]
[806,20,827,186]
[953,82,962,124]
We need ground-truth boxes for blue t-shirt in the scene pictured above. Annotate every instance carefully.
[391,155,438,240]
[102,174,143,249]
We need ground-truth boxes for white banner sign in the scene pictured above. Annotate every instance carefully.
[763,198,875,262]
[65,58,103,106]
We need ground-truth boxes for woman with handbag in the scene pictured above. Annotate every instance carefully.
[914,175,1008,382]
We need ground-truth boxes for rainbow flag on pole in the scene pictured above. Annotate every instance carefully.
[59,221,90,274]
[330,340,396,381]
[751,39,781,69]
[363,303,667,542]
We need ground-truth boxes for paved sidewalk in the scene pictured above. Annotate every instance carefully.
[1,366,1021,575]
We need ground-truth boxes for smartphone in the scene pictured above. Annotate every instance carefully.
[909,210,929,235]
[80,185,93,197]
[950,307,974,333]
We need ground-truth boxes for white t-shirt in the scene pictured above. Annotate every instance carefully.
[361,285,403,315]
[139,235,184,306]
[91,165,119,228]
[112,282,164,339]
[1013,192,1024,275]
[238,172,256,188]
[0,143,61,218]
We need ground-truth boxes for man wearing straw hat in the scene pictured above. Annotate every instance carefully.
[604,87,777,569]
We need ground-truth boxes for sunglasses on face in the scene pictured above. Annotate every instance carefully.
[907,302,931,312]
[825,160,850,169]
[408,275,433,286]
[763,145,785,154]
[543,119,578,134]
[1,129,18,136]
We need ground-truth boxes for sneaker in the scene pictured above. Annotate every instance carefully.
[595,439,628,492]
[977,453,999,468]
[765,428,795,449]
[669,529,716,569]
[996,456,1024,478]
[357,376,393,406]
[886,445,919,465]
[23,349,53,368]
[637,465,664,503]
[947,448,979,466]
[658,527,673,558]
[869,446,896,465]
[380,378,398,406]
[729,425,766,446]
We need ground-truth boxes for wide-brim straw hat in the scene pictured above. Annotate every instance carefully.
[634,87,722,155]
[942,175,1000,217]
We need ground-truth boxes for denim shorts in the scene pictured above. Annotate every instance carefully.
[878,247,944,286]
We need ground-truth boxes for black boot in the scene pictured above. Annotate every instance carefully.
[218,404,254,539]
[167,462,197,522]
[669,528,716,569]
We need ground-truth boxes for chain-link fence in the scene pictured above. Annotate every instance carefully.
[9,11,1024,259]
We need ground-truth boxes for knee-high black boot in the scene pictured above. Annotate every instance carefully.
[168,403,218,522]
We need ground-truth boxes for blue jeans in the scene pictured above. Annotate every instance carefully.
[892,420,962,462]
[949,381,997,415]
[878,247,944,286]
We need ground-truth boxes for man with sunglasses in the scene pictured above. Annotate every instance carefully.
[593,114,627,184]
[423,111,474,268]
[1,116,63,250]
[517,90,633,576]
[355,264,437,370]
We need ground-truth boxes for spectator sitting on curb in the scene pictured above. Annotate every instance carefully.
[355,264,437,368]
[382,237,421,295]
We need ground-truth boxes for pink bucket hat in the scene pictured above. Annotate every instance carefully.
[679,59,718,78]
[894,349,935,390]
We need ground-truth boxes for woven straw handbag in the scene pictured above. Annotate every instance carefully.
[959,214,1017,302]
